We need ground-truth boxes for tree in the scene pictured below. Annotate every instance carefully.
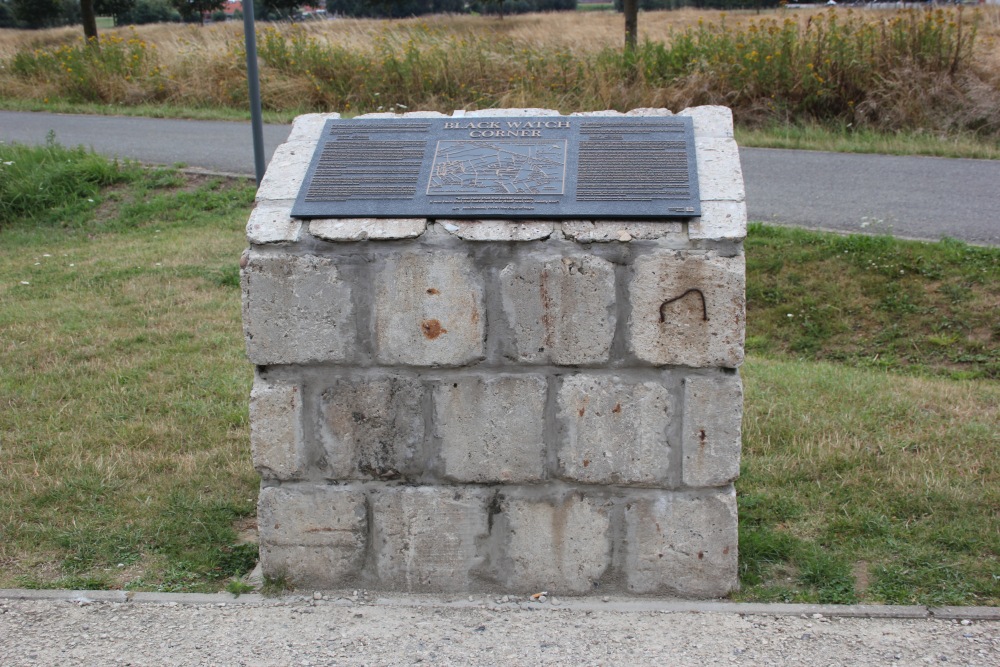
[122,0,181,24]
[255,0,300,20]
[172,0,224,24]
[81,0,99,41]
[12,0,63,28]
[96,0,138,25]
[622,0,637,50]
[0,0,21,28]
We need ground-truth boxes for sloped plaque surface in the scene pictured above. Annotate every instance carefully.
[291,116,700,220]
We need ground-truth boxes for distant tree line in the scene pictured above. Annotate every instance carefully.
[323,0,577,19]
[0,0,318,29]
[613,0,783,9]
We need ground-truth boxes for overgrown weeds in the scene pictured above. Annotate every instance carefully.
[2,8,998,139]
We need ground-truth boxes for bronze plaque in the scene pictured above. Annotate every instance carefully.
[291,116,700,219]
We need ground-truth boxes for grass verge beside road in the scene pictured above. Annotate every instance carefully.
[0,145,996,602]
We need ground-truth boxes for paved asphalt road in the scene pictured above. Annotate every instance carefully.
[2,110,998,246]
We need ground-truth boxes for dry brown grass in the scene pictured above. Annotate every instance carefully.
[2,7,999,136]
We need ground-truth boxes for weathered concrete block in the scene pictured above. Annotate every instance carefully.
[464,108,560,117]
[250,377,307,480]
[435,375,546,483]
[372,486,490,592]
[373,251,485,366]
[556,375,672,485]
[258,486,368,588]
[694,137,746,202]
[625,108,674,117]
[688,201,747,241]
[438,220,554,242]
[682,374,742,487]
[624,490,738,597]
[561,220,684,243]
[569,110,626,117]
[499,255,616,365]
[286,112,340,143]
[629,251,745,368]
[242,251,355,365]
[319,375,425,480]
[256,141,314,202]
[246,203,304,245]
[678,106,734,139]
[310,218,426,242]
[498,493,612,593]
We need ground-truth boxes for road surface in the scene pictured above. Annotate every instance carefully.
[2,110,997,245]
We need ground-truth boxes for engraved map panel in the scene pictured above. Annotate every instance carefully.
[427,140,567,196]
[291,117,700,219]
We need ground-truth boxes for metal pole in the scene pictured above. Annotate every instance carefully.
[243,0,266,186]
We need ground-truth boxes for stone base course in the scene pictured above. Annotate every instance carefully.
[245,106,746,597]
[256,483,736,596]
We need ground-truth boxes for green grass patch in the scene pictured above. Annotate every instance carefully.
[745,223,999,380]
[736,124,1000,161]
[0,143,996,600]
[736,357,999,605]
[0,142,258,592]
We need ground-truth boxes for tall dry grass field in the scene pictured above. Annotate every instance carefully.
[1,7,999,136]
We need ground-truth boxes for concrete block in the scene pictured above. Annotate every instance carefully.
[402,111,449,118]
[372,486,490,592]
[499,255,616,365]
[286,113,340,143]
[435,375,547,483]
[694,137,746,202]
[682,374,742,487]
[356,112,400,118]
[629,251,745,368]
[319,375,425,480]
[688,201,747,241]
[257,486,367,588]
[310,218,426,242]
[256,141,314,202]
[556,375,672,485]
[677,106,734,139]
[242,251,355,365]
[570,110,625,117]
[246,202,304,245]
[438,220,554,242]
[249,377,307,480]
[373,251,485,366]
[498,494,612,594]
[624,490,738,597]
[625,108,674,116]
[464,108,560,117]
[561,220,684,243]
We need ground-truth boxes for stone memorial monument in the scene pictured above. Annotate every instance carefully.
[241,106,746,597]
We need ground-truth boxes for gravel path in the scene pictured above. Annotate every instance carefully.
[2,592,997,666]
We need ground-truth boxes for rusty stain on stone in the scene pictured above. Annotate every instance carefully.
[612,403,622,414]
[421,319,447,339]
[426,288,440,295]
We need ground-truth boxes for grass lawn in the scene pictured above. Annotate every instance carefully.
[0,143,996,602]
